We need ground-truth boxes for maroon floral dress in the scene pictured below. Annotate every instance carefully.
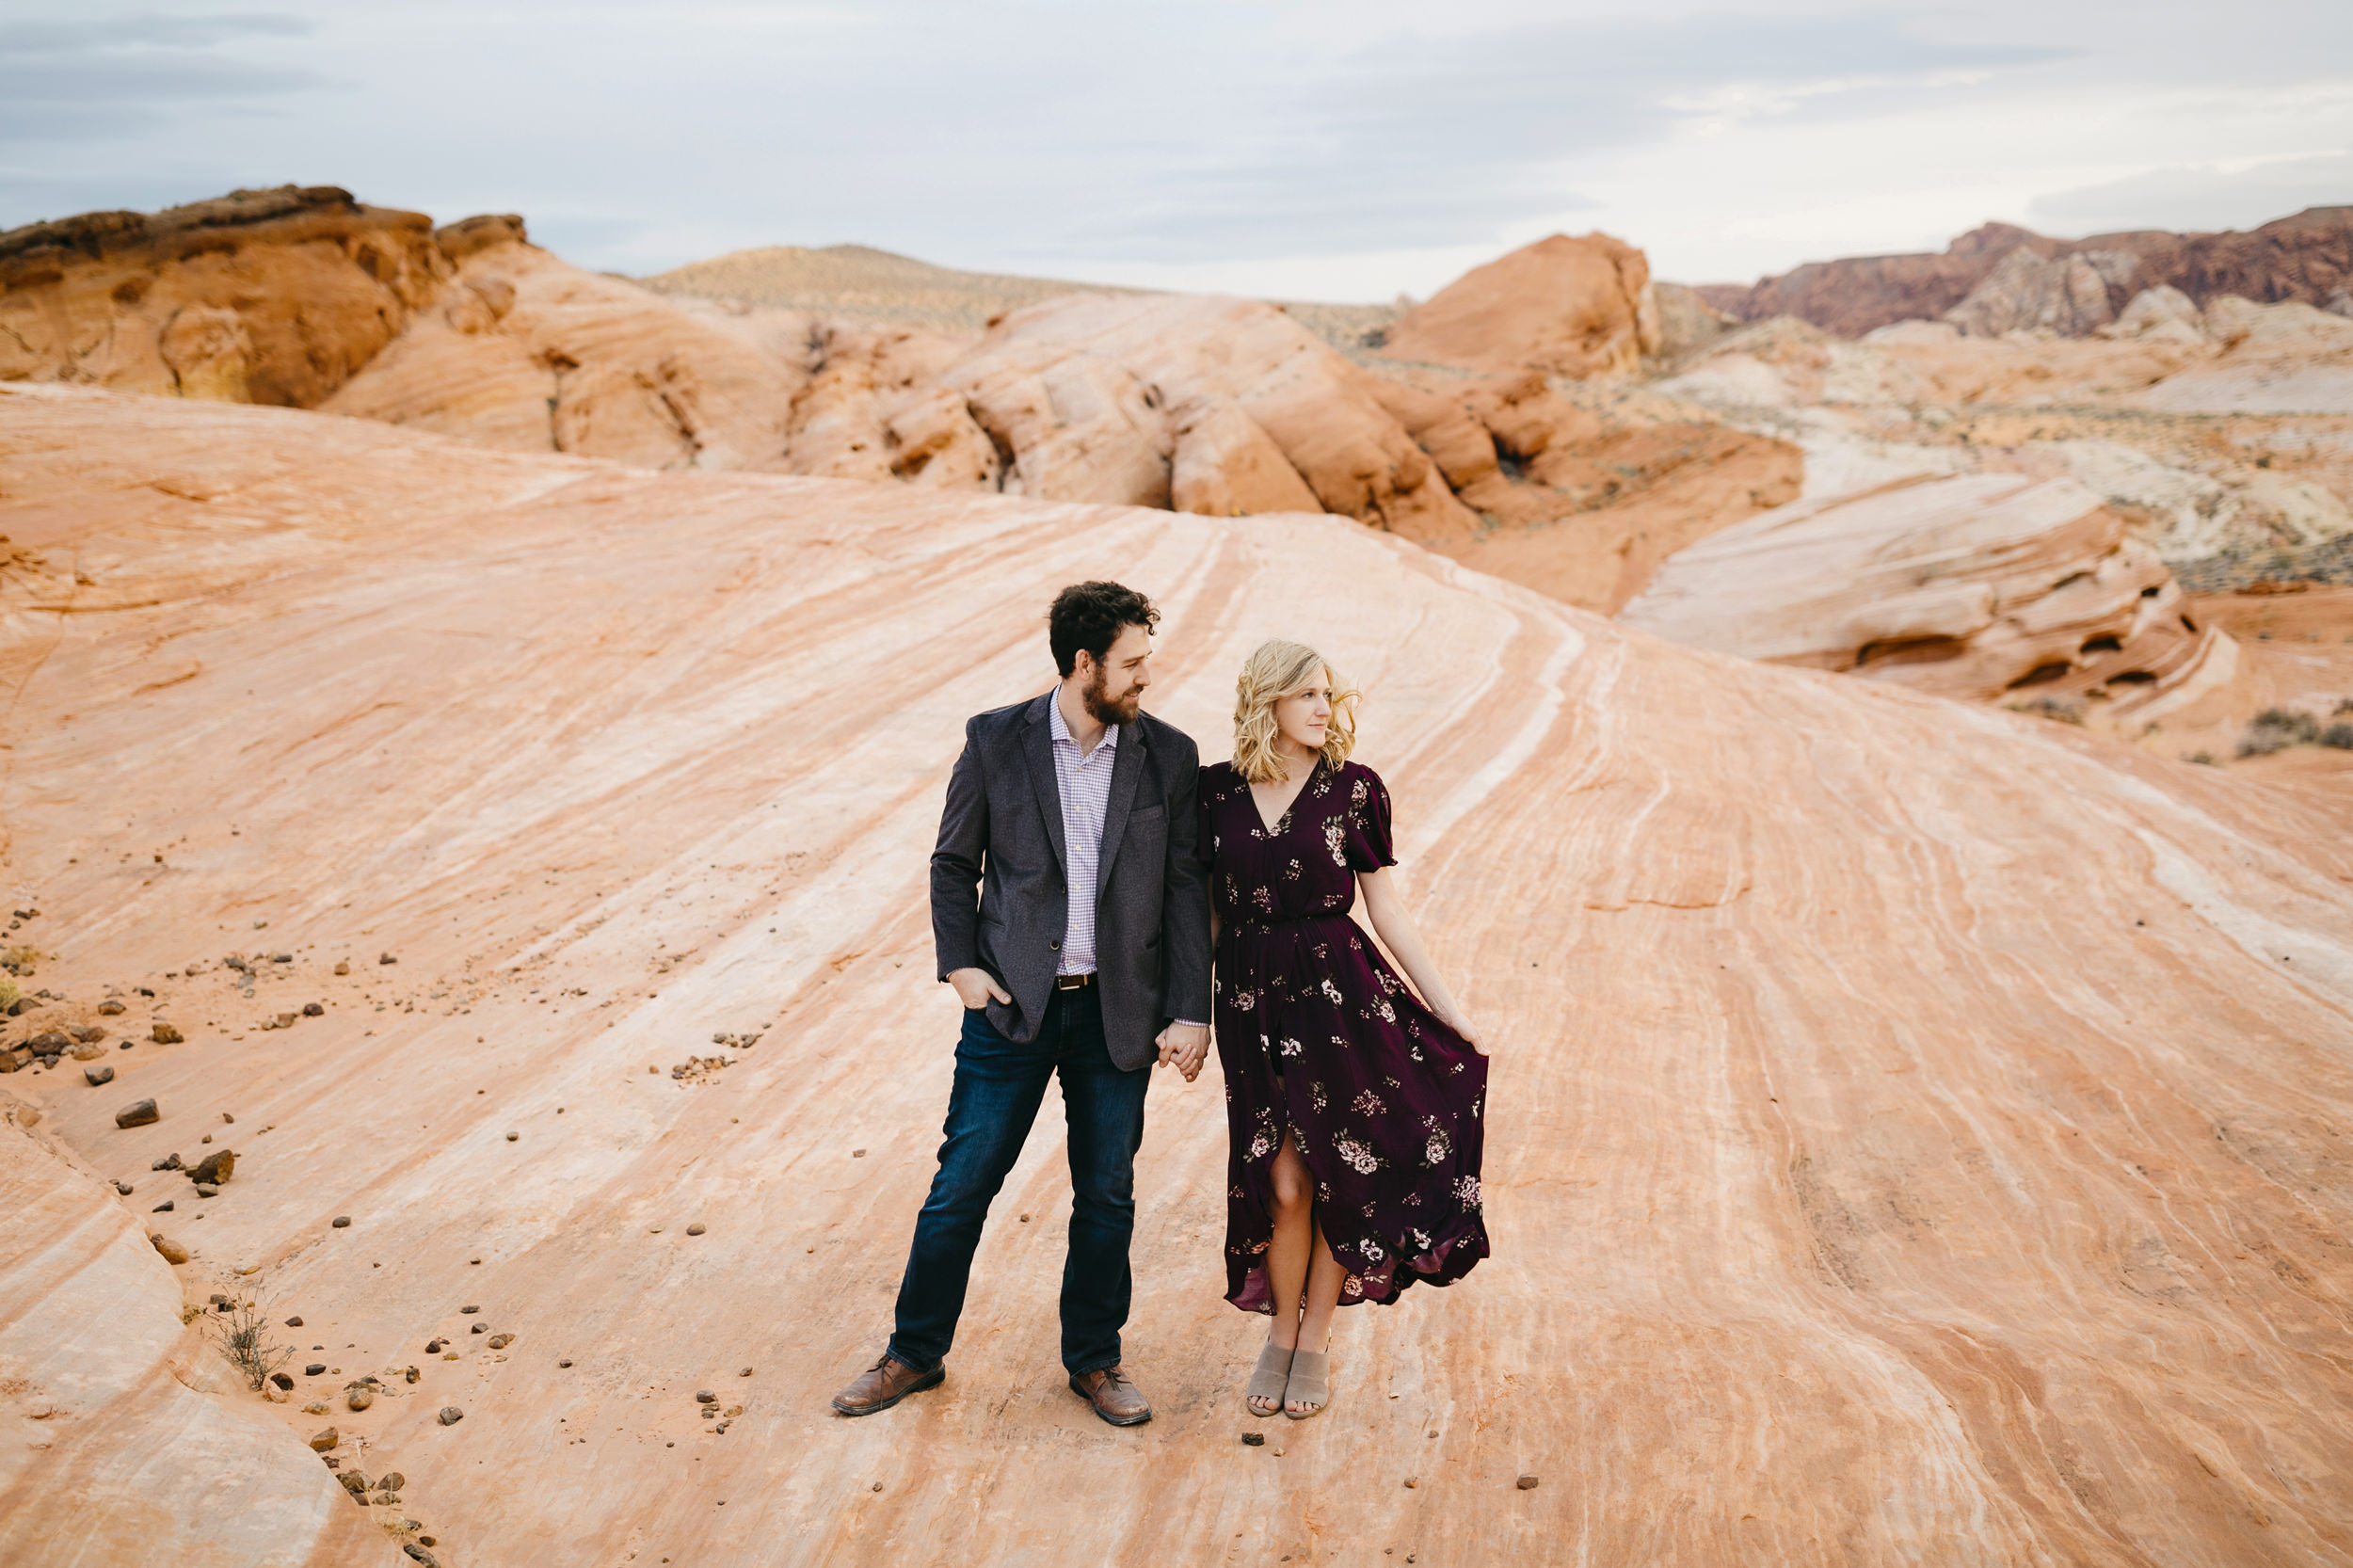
[1200,757,1489,1313]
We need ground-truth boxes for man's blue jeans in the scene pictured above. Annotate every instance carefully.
[887,984,1149,1377]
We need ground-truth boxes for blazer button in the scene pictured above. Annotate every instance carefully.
[1048,939,1061,951]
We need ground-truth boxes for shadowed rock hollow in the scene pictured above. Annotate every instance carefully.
[3,382,2351,1564]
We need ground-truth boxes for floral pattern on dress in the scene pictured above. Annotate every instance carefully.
[1201,757,1489,1313]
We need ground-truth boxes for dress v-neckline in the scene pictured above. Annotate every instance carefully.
[1248,756,1321,838]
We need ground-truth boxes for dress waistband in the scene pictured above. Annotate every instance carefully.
[1226,911,1348,930]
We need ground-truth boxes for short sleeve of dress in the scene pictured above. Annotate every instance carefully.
[1343,764,1397,872]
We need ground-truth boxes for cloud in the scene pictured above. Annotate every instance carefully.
[0,11,311,51]
[2027,151,2353,236]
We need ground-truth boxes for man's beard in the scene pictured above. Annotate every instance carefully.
[1083,665,1144,726]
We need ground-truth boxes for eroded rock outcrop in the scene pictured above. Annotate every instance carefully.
[0,1094,385,1564]
[0,185,449,407]
[1620,472,2233,727]
[3,383,2351,1565]
[323,232,810,471]
[1699,206,2353,338]
[1380,232,1661,377]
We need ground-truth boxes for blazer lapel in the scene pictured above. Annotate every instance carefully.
[1022,694,1068,874]
[1096,718,1145,897]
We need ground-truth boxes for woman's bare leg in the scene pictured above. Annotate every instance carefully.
[1252,1133,1316,1414]
[1287,1214,1349,1416]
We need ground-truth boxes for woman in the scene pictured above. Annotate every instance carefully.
[1198,639,1489,1420]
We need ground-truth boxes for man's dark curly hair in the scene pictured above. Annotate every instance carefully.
[1048,581,1160,678]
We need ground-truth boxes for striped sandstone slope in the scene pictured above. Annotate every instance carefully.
[1,382,2350,1566]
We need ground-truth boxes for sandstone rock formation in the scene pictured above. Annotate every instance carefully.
[1619,472,2233,725]
[4,381,2351,1564]
[1380,233,1661,377]
[321,228,814,471]
[1697,206,2353,338]
[0,1092,387,1564]
[0,185,449,407]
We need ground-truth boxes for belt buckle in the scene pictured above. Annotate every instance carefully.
[1055,972,1091,991]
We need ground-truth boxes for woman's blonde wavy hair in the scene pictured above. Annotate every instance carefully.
[1232,639,1359,784]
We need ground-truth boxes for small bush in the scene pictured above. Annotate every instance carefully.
[206,1297,294,1393]
[0,977,15,1010]
[2239,708,2320,756]
[2009,696,2085,726]
[2322,722,2353,750]
[2186,750,2218,766]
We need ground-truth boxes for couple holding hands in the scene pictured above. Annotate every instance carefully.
[833,581,1489,1427]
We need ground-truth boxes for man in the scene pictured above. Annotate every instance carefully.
[832,581,1212,1427]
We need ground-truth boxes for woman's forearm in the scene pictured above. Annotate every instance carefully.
[1359,872,1469,1032]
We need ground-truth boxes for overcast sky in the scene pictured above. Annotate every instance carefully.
[5,1,2350,299]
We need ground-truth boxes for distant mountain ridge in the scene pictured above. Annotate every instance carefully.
[1694,206,2353,338]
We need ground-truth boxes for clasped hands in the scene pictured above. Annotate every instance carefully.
[947,968,1209,1082]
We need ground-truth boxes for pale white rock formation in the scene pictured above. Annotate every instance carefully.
[1944,248,2137,337]
[1620,472,2231,725]
[2099,284,2207,344]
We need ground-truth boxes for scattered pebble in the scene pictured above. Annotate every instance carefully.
[113,1179,132,1195]
[1402,1478,1417,1489]
[331,1216,351,1228]
[696,1389,717,1404]
[380,953,397,966]
[152,1199,174,1212]
[378,1471,406,1492]
[149,1232,188,1264]
[1516,1475,1539,1490]
[853,1149,867,1159]
[189,1148,234,1184]
[471,1323,488,1335]
[193,1183,219,1198]
[309,1427,339,1452]
[152,1153,183,1171]
[115,1097,159,1128]
[559,1359,573,1368]
[307,1363,327,1375]
[270,1372,295,1391]
[333,961,350,976]
[504,1131,518,1143]
[97,1000,125,1016]
[303,1001,324,1016]
[404,1367,420,1384]
[739,1367,753,1377]
[150,1024,182,1044]
[285,1316,303,1327]
[85,1064,115,1085]
[488,1333,513,1349]
[1241,1432,1265,1447]
[686,1223,706,1236]
[437,1406,463,1425]
[425,1339,443,1354]
[404,1545,439,1568]
[348,1386,374,1412]
[461,1304,479,1314]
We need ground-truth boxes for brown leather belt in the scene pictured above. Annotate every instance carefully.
[1053,972,1096,991]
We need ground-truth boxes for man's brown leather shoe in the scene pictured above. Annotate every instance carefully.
[832,1353,944,1416]
[1068,1365,1153,1427]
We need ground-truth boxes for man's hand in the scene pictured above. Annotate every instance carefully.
[1155,1021,1210,1081]
[947,968,1011,1011]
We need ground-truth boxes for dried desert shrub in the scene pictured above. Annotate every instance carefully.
[0,976,16,1010]
[1,945,40,976]
[2238,708,2320,756]
[2322,722,2353,750]
[2007,696,2085,726]
[205,1296,294,1392]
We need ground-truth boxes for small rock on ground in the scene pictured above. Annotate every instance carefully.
[149,1232,188,1263]
[115,1097,159,1128]
[150,1024,182,1044]
[309,1427,339,1451]
[437,1406,463,1425]
[85,1064,114,1085]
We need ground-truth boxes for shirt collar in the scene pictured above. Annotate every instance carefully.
[1048,690,1118,755]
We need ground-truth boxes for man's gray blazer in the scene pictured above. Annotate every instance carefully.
[931,692,1211,1071]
